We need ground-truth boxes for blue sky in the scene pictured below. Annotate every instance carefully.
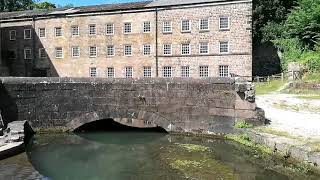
[39,0,144,7]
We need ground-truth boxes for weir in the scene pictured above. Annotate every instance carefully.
[0,77,264,134]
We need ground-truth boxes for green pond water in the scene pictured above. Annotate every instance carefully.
[0,132,319,180]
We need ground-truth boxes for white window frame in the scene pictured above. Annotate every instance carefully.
[163,21,172,33]
[9,30,16,40]
[107,67,115,78]
[143,45,151,55]
[72,47,80,58]
[125,66,133,78]
[24,29,31,39]
[89,46,97,58]
[24,48,32,59]
[124,45,132,56]
[219,41,229,53]
[55,47,63,59]
[143,66,152,78]
[181,20,191,32]
[90,67,97,77]
[89,24,97,36]
[39,48,46,59]
[199,42,209,54]
[163,44,172,55]
[181,43,191,55]
[199,66,209,78]
[55,27,63,37]
[219,17,230,30]
[143,21,151,33]
[181,66,190,78]
[106,23,114,35]
[199,18,209,31]
[219,65,230,77]
[71,26,80,37]
[124,22,132,34]
[107,45,115,56]
[163,66,172,78]
[38,28,46,38]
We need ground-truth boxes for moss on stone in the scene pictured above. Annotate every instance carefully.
[235,121,254,129]
[176,143,210,152]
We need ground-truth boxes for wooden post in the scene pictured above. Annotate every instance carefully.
[281,73,284,82]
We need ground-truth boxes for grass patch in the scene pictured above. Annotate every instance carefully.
[255,80,286,95]
[235,121,254,129]
[302,73,320,83]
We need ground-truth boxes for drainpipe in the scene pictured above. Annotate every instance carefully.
[155,8,159,77]
[31,16,36,77]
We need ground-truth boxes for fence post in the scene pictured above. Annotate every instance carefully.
[281,73,284,82]
[267,76,270,82]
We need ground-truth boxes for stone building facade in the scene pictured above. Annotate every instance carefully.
[0,0,252,78]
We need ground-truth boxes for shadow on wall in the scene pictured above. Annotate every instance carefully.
[1,25,58,77]
[0,82,18,128]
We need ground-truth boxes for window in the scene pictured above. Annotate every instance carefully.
[106,24,114,35]
[125,67,133,78]
[39,48,46,59]
[163,21,172,33]
[163,44,172,55]
[163,66,172,78]
[90,67,97,77]
[71,26,79,36]
[219,17,230,30]
[39,28,46,38]
[89,24,96,35]
[89,46,97,57]
[55,47,63,58]
[55,27,62,37]
[219,65,229,77]
[143,66,152,78]
[124,45,132,56]
[181,20,191,32]
[181,44,190,55]
[107,67,115,78]
[24,29,31,39]
[72,47,80,57]
[181,66,190,78]
[220,41,229,53]
[24,48,32,59]
[143,45,151,55]
[199,66,209,77]
[143,21,151,33]
[199,18,209,31]
[124,22,132,34]
[9,30,16,40]
[199,42,209,54]
[107,46,114,56]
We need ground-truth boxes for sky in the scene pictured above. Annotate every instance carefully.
[39,0,144,7]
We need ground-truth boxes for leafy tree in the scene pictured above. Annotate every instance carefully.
[32,2,56,9]
[0,0,33,12]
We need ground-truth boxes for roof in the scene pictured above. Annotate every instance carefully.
[0,0,247,21]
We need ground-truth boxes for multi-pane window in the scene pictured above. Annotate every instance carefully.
[181,66,190,78]
[24,48,32,59]
[219,65,229,77]
[90,67,97,77]
[107,67,115,78]
[89,46,97,57]
[220,41,229,53]
[55,27,62,37]
[199,42,209,54]
[124,22,132,34]
[9,30,16,40]
[39,48,46,59]
[106,24,114,35]
[89,24,96,35]
[199,66,209,77]
[39,28,46,38]
[143,21,151,33]
[124,45,132,56]
[219,17,230,30]
[163,44,172,55]
[143,66,152,78]
[163,66,172,78]
[125,67,133,78]
[107,46,115,56]
[181,20,191,32]
[24,29,31,39]
[143,45,151,55]
[199,18,209,31]
[71,26,79,36]
[72,47,80,57]
[163,21,172,33]
[181,44,190,55]
[55,47,63,58]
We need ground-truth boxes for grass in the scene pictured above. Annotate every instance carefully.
[255,80,287,95]
[302,72,320,83]
[235,121,254,129]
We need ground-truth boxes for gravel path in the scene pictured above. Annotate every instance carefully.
[256,93,320,139]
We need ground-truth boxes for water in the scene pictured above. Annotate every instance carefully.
[0,132,319,180]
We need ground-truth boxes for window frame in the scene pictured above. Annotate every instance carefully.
[219,41,229,54]
[199,66,209,78]
[124,22,132,34]
[106,23,114,35]
[163,66,172,78]
[89,46,97,58]
[181,20,191,32]
[181,43,191,55]
[143,44,151,55]
[163,44,172,56]
[71,26,80,37]
[89,24,97,36]
[54,27,63,37]
[55,47,63,59]
[143,21,151,33]
[163,21,172,33]
[199,18,209,31]
[125,66,133,78]
[90,67,97,77]
[219,65,230,77]
[219,16,230,30]
[124,45,132,56]
[107,45,115,56]
[24,48,32,59]
[107,67,115,78]
[9,30,16,41]
[199,42,209,54]
[72,46,80,58]
[181,66,190,78]
[39,48,47,59]
[24,29,32,40]
[38,28,46,38]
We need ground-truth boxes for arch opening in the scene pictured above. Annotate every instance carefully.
[74,118,167,133]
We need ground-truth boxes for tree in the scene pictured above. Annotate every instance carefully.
[0,0,34,12]
[32,2,56,9]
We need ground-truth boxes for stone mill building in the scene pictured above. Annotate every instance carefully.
[0,0,252,78]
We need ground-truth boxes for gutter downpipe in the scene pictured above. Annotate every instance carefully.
[31,16,36,77]
[155,8,159,77]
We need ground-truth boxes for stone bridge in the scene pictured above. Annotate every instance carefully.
[0,77,264,134]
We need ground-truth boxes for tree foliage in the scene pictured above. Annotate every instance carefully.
[32,2,56,9]
[0,0,56,12]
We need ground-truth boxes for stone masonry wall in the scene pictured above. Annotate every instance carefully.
[0,77,263,134]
